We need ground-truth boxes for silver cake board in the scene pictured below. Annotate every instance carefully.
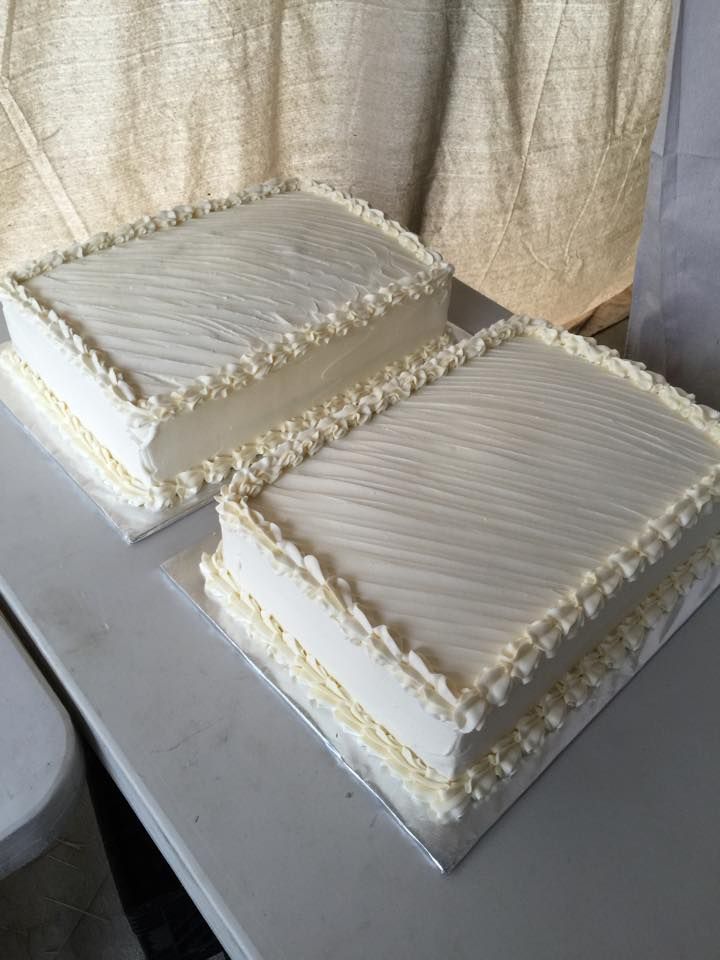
[162,533,720,873]
[0,341,222,543]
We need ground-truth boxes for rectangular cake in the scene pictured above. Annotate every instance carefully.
[202,317,720,818]
[0,178,451,509]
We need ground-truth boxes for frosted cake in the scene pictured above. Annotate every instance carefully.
[0,178,451,509]
[202,317,720,818]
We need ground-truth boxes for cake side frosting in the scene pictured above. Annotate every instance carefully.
[201,533,720,818]
[0,332,452,510]
[219,316,720,734]
[1,177,452,425]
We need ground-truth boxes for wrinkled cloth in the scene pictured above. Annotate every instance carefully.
[0,1,670,326]
[628,0,720,406]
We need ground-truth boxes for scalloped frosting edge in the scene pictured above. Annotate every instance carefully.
[201,534,720,819]
[0,177,452,424]
[0,333,452,511]
[219,314,720,733]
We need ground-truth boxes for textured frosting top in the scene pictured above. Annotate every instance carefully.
[22,191,426,399]
[246,332,720,694]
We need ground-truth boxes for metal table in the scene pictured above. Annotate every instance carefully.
[2,286,719,960]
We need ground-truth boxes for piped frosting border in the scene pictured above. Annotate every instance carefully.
[201,534,720,819]
[0,333,452,511]
[219,316,720,734]
[0,177,453,425]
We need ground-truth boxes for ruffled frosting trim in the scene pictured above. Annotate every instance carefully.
[1,334,452,510]
[0,177,452,425]
[201,534,720,820]
[219,314,720,733]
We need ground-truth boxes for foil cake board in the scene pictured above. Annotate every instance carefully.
[0,341,221,543]
[162,534,720,873]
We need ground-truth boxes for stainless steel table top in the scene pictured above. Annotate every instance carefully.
[2,287,719,960]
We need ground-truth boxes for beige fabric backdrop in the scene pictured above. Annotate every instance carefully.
[0,1,670,326]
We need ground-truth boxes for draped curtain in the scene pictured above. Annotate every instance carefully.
[0,0,670,326]
[628,0,720,408]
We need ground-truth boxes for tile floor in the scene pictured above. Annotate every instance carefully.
[0,778,229,959]
[0,784,144,960]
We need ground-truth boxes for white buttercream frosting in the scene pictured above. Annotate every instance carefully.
[22,192,435,398]
[2,178,451,417]
[0,177,451,498]
[216,316,720,745]
[201,534,720,818]
[1,332,451,510]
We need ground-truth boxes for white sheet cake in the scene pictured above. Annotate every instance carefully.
[0,178,451,509]
[202,317,720,818]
